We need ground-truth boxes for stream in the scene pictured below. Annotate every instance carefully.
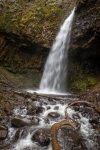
[1,93,100,150]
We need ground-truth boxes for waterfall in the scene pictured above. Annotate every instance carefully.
[39,8,75,93]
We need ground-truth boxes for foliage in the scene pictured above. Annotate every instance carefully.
[69,65,97,92]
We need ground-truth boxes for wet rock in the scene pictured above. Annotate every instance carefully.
[31,129,50,146]
[46,112,61,123]
[0,124,8,139]
[4,103,11,114]
[23,147,32,150]
[27,101,44,115]
[14,90,31,98]
[54,106,59,110]
[0,141,10,149]
[48,112,60,118]
[26,99,32,104]
[72,106,79,111]
[0,124,8,130]
[31,92,37,101]
[15,126,29,141]
[89,113,100,124]
[47,106,51,110]
[31,116,39,125]
[27,105,37,115]
[33,101,44,113]
[90,121,100,133]
[11,118,32,127]
[20,106,26,109]
[72,113,81,120]
[58,127,88,150]
[0,130,8,139]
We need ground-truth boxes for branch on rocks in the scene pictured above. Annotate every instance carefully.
[66,100,100,113]
[51,120,79,150]
[65,100,100,119]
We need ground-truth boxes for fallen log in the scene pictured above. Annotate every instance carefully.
[66,100,100,113]
[51,120,79,150]
[65,100,100,120]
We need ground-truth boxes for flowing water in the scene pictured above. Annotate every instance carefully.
[39,8,75,94]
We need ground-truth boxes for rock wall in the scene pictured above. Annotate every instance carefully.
[0,31,49,88]
[68,0,100,91]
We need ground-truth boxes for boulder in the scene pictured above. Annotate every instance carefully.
[4,103,11,115]
[11,118,31,127]
[57,127,88,150]
[31,129,50,146]
[54,106,59,110]
[31,116,39,125]
[15,126,29,141]
[0,124,8,139]
[27,102,44,115]
[31,92,37,101]
[91,122,100,133]
[48,112,60,118]
[27,105,37,115]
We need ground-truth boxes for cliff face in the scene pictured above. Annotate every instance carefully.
[71,0,100,60]
[0,0,100,91]
[68,0,100,91]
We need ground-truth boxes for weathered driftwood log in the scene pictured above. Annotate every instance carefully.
[66,100,100,113]
[51,120,79,150]
[65,100,100,120]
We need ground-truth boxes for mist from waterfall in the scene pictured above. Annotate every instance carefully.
[39,8,75,93]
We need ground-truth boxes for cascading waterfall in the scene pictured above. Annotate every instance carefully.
[39,8,75,93]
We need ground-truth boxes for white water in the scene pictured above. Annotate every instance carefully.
[39,8,75,94]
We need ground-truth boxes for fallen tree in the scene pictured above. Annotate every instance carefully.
[51,120,80,150]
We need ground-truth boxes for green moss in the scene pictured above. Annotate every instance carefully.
[69,65,97,92]
[72,81,87,92]
[0,0,76,46]
[0,66,41,88]
[87,77,97,87]
[71,77,96,92]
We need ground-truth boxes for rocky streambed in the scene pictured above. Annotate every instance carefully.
[1,77,100,150]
